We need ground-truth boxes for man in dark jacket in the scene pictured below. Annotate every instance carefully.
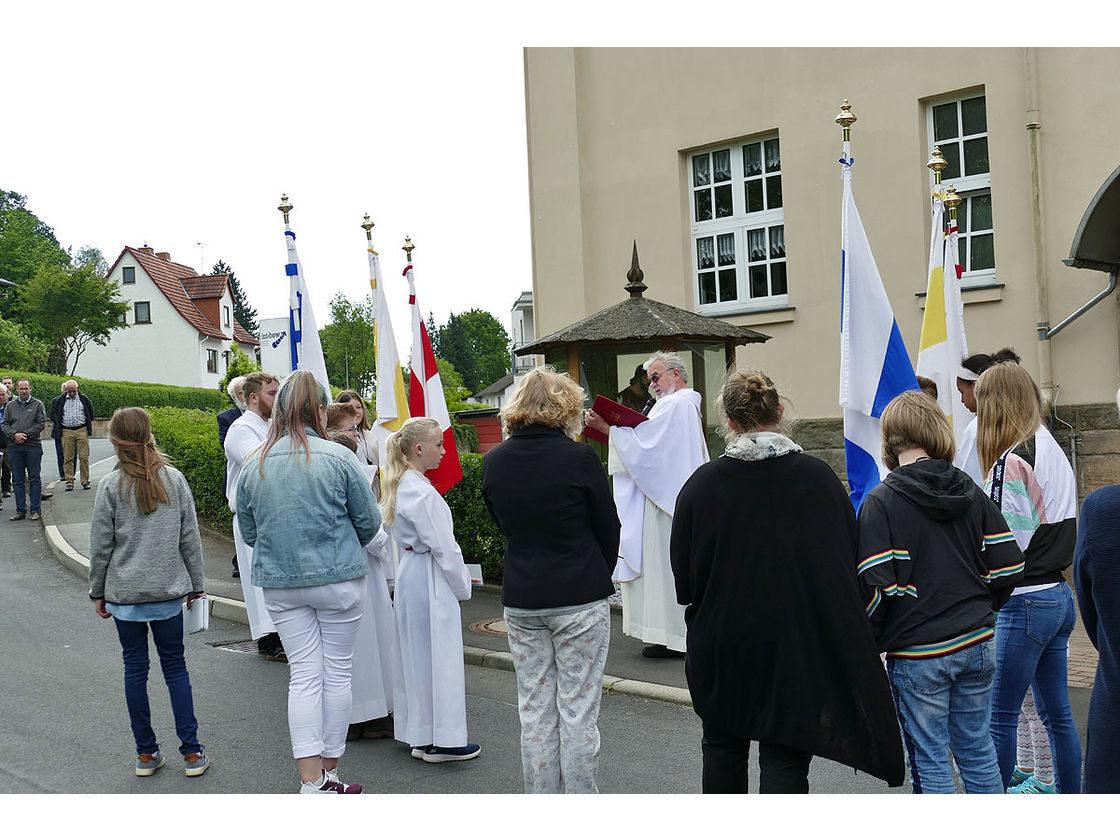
[1,379,46,520]
[52,379,94,491]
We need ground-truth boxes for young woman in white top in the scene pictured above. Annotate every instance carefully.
[336,390,380,496]
[380,417,479,763]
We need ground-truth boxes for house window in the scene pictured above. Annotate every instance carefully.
[928,93,994,286]
[207,349,218,373]
[690,134,787,314]
[223,305,231,327]
[134,301,151,324]
[222,350,231,371]
[118,311,128,324]
[122,266,135,284]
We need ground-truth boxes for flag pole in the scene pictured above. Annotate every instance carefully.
[944,183,961,222]
[835,98,856,163]
[402,234,415,263]
[278,193,298,374]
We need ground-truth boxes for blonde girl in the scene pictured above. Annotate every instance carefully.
[382,417,479,763]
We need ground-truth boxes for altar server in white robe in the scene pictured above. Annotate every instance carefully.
[586,351,709,658]
[224,372,281,651]
[327,428,401,741]
[380,417,480,763]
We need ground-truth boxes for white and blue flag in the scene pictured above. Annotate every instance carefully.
[282,222,331,395]
[839,156,919,510]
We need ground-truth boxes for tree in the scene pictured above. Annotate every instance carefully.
[436,357,473,411]
[0,314,49,371]
[426,311,440,356]
[319,292,377,394]
[213,259,259,335]
[0,190,71,323]
[19,261,130,375]
[217,343,261,401]
[73,245,109,275]
[437,309,510,394]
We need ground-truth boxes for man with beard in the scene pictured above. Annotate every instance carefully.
[223,372,286,661]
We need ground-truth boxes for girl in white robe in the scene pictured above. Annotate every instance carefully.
[381,417,479,763]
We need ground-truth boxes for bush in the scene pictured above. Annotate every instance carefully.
[0,369,227,416]
[148,407,232,532]
[451,419,479,453]
[445,453,505,584]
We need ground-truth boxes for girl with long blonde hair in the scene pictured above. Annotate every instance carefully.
[380,416,479,763]
[975,362,1081,794]
[89,408,209,779]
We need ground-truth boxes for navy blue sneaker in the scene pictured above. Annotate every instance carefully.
[422,744,480,763]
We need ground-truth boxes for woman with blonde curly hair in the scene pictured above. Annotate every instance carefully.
[481,366,620,792]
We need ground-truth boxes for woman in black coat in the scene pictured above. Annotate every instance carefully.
[482,366,621,794]
[670,371,904,793]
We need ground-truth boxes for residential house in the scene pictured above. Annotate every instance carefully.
[78,246,260,388]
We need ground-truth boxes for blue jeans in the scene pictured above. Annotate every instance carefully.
[887,638,1004,793]
[114,612,202,756]
[7,446,42,514]
[991,583,1081,793]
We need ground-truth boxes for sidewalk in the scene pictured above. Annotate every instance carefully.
[40,440,691,706]
[39,439,1098,700]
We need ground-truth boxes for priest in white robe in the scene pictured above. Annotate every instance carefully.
[224,372,281,654]
[586,350,709,658]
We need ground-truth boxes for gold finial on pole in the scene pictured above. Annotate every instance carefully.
[402,235,415,261]
[361,213,375,241]
[278,194,293,224]
[835,99,857,140]
[927,146,948,184]
[944,184,962,220]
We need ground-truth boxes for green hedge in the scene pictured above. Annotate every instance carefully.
[0,370,227,416]
[445,453,505,584]
[148,407,232,532]
[145,414,507,581]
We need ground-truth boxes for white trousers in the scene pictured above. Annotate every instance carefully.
[504,601,611,794]
[264,578,364,759]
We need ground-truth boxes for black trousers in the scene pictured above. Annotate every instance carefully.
[1,451,10,493]
[701,723,813,793]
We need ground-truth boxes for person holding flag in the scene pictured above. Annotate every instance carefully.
[836,100,919,510]
[402,237,462,495]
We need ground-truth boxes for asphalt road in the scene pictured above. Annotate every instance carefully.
[1,495,909,795]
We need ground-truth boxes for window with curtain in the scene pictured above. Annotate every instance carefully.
[928,92,995,285]
[690,133,787,314]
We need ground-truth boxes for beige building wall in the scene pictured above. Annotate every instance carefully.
[524,47,1120,420]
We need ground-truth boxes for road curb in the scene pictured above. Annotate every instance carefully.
[41,500,691,708]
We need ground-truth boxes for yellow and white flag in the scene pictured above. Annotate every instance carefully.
[368,245,409,455]
[916,195,971,444]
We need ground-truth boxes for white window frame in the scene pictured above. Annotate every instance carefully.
[223,305,231,327]
[927,92,995,288]
[689,133,788,315]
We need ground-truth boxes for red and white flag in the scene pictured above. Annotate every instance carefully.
[404,261,462,494]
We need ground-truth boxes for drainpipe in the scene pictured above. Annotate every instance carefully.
[1024,47,1056,412]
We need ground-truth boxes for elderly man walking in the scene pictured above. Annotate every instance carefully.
[586,351,709,658]
[52,379,94,491]
[1,380,46,521]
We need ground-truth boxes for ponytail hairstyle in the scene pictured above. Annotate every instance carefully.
[716,370,785,443]
[109,407,170,515]
[380,417,441,526]
[975,362,1042,475]
[257,370,329,476]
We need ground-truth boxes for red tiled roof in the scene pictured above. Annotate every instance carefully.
[232,319,259,346]
[181,275,229,299]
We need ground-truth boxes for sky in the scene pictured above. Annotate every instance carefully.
[2,2,1103,367]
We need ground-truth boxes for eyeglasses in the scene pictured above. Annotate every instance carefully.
[649,370,675,384]
[65,389,78,395]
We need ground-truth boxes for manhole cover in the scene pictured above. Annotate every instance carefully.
[469,618,507,637]
[210,640,259,653]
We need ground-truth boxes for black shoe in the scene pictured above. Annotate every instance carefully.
[232,555,240,578]
[3,491,11,498]
[82,483,90,490]
[641,644,685,659]
[65,485,74,492]
[257,632,280,655]
[40,493,52,500]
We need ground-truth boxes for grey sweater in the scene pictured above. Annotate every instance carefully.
[1,396,46,447]
[88,465,205,604]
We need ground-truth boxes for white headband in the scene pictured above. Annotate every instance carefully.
[957,366,980,382]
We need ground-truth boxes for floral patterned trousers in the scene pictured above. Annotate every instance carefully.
[504,600,611,793]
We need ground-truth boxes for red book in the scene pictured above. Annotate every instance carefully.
[582,395,648,444]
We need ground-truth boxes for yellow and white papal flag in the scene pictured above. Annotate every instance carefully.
[916,194,971,445]
[368,245,410,458]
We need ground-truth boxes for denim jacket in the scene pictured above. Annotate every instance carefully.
[236,429,381,588]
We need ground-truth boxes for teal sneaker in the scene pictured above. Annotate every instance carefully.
[136,751,165,777]
[1008,775,1055,794]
